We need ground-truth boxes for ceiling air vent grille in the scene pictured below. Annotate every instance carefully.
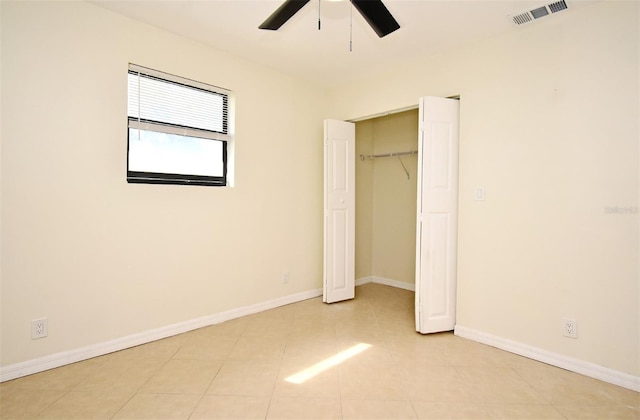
[509,0,568,26]
[512,12,533,25]
[548,0,568,13]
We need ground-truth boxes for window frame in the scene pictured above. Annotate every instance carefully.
[127,64,232,187]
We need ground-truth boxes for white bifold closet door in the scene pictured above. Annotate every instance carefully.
[415,96,460,334]
[322,98,459,334]
[323,119,356,304]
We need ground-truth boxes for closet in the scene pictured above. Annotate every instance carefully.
[354,109,419,291]
[324,97,459,333]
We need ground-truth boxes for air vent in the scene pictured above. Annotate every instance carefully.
[548,0,568,13]
[512,12,533,25]
[530,6,549,19]
[509,0,568,26]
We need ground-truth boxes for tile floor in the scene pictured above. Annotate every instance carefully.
[1,283,638,419]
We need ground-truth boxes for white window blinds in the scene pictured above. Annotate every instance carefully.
[127,64,230,141]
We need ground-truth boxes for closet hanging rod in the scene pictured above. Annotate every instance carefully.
[359,150,417,161]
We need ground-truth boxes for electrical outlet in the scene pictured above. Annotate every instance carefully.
[31,318,48,339]
[563,318,577,339]
[282,271,289,284]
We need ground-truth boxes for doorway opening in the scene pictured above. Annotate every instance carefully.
[324,97,459,334]
[354,109,419,292]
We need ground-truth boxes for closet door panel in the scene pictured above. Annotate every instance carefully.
[415,97,459,334]
[324,119,356,303]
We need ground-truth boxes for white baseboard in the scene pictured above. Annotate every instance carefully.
[455,325,640,392]
[356,276,415,291]
[355,276,373,286]
[0,288,322,383]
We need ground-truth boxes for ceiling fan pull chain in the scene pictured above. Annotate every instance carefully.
[318,0,321,30]
[349,1,353,52]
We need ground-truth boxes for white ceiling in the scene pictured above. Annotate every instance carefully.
[91,0,596,88]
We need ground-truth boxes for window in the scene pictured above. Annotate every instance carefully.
[127,64,232,186]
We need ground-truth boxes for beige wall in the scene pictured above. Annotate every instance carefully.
[330,1,640,377]
[355,111,419,286]
[1,1,328,366]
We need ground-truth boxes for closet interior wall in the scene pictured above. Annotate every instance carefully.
[355,109,419,289]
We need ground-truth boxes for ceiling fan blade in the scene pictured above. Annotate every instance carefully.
[351,0,400,38]
[259,0,311,30]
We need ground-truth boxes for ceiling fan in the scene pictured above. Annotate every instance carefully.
[259,0,400,38]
